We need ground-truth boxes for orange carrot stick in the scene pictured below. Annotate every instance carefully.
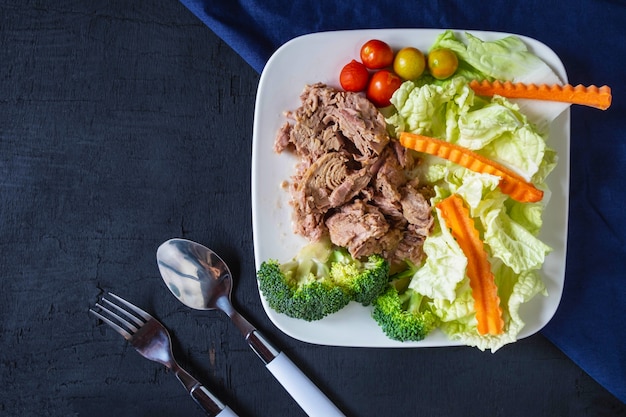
[398,132,544,203]
[469,80,612,110]
[436,194,504,336]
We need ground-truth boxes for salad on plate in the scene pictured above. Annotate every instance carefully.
[252,29,587,351]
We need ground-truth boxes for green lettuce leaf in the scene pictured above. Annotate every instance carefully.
[456,102,524,150]
[408,211,467,302]
[480,205,552,274]
[430,30,560,83]
[388,77,473,140]
[505,200,544,236]
[532,147,558,184]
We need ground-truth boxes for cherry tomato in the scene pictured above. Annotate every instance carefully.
[360,39,394,69]
[366,70,402,107]
[427,48,459,80]
[393,47,426,80]
[339,59,370,92]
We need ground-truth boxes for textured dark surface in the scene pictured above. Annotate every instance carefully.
[1,1,625,416]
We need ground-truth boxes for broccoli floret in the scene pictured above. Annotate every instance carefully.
[256,238,390,321]
[256,259,352,321]
[372,271,437,342]
[329,248,389,306]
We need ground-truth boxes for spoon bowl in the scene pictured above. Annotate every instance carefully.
[157,239,233,311]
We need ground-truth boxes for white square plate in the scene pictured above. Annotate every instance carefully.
[252,29,569,347]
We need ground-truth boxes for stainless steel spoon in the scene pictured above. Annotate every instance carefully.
[156,238,345,417]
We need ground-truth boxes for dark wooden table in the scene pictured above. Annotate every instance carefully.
[1,1,625,416]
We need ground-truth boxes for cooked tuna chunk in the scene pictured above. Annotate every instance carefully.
[297,153,372,210]
[286,116,345,162]
[369,188,405,224]
[291,208,326,242]
[392,224,428,266]
[390,139,417,170]
[328,168,371,208]
[393,184,434,265]
[400,184,434,234]
[331,95,389,162]
[326,200,388,258]
[374,146,408,202]
[299,152,349,211]
[291,153,372,240]
[327,200,403,259]
[274,122,292,153]
[276,83,389,164]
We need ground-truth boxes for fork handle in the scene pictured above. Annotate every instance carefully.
[191,385,238,417]
[189,384,237,417]
[215,407,238,417]
[174,367,239,417]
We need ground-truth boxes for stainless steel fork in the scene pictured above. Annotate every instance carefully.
[90,292,238,417]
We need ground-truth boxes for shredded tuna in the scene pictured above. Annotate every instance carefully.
[275,83,434,266]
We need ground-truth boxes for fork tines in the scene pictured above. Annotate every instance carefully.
[90,293,152,340]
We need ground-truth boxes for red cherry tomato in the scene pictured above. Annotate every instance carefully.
[366,70,402,107]
[360,39,394,69]
[339,59,370,92]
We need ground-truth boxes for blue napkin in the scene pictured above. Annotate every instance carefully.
[181,0,626,403]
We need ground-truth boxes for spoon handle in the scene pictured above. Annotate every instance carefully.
[238,315,344,416]
[266,350,346,417]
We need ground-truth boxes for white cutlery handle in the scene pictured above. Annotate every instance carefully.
[266,351,346,417]
[216,406,238,417]
[188,383,240,417]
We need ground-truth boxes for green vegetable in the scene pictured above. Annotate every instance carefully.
[328,248,390,307]
[430,30,560,84]
[407,204,468,302]
[256,238,389,321]
[372,270,438,342]
[383,33,557,350]
[389,78,551,184]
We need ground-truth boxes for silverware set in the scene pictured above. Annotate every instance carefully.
[90,239,345,417]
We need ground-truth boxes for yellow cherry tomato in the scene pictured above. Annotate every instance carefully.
[393,47,426,80]
[427,48,459,80]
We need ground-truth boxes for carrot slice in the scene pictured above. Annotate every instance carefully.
[436,194,504,336]
[398,132,544,203]
[469,80,612,110]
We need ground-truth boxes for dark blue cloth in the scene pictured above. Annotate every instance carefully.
[181,0,626,403]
